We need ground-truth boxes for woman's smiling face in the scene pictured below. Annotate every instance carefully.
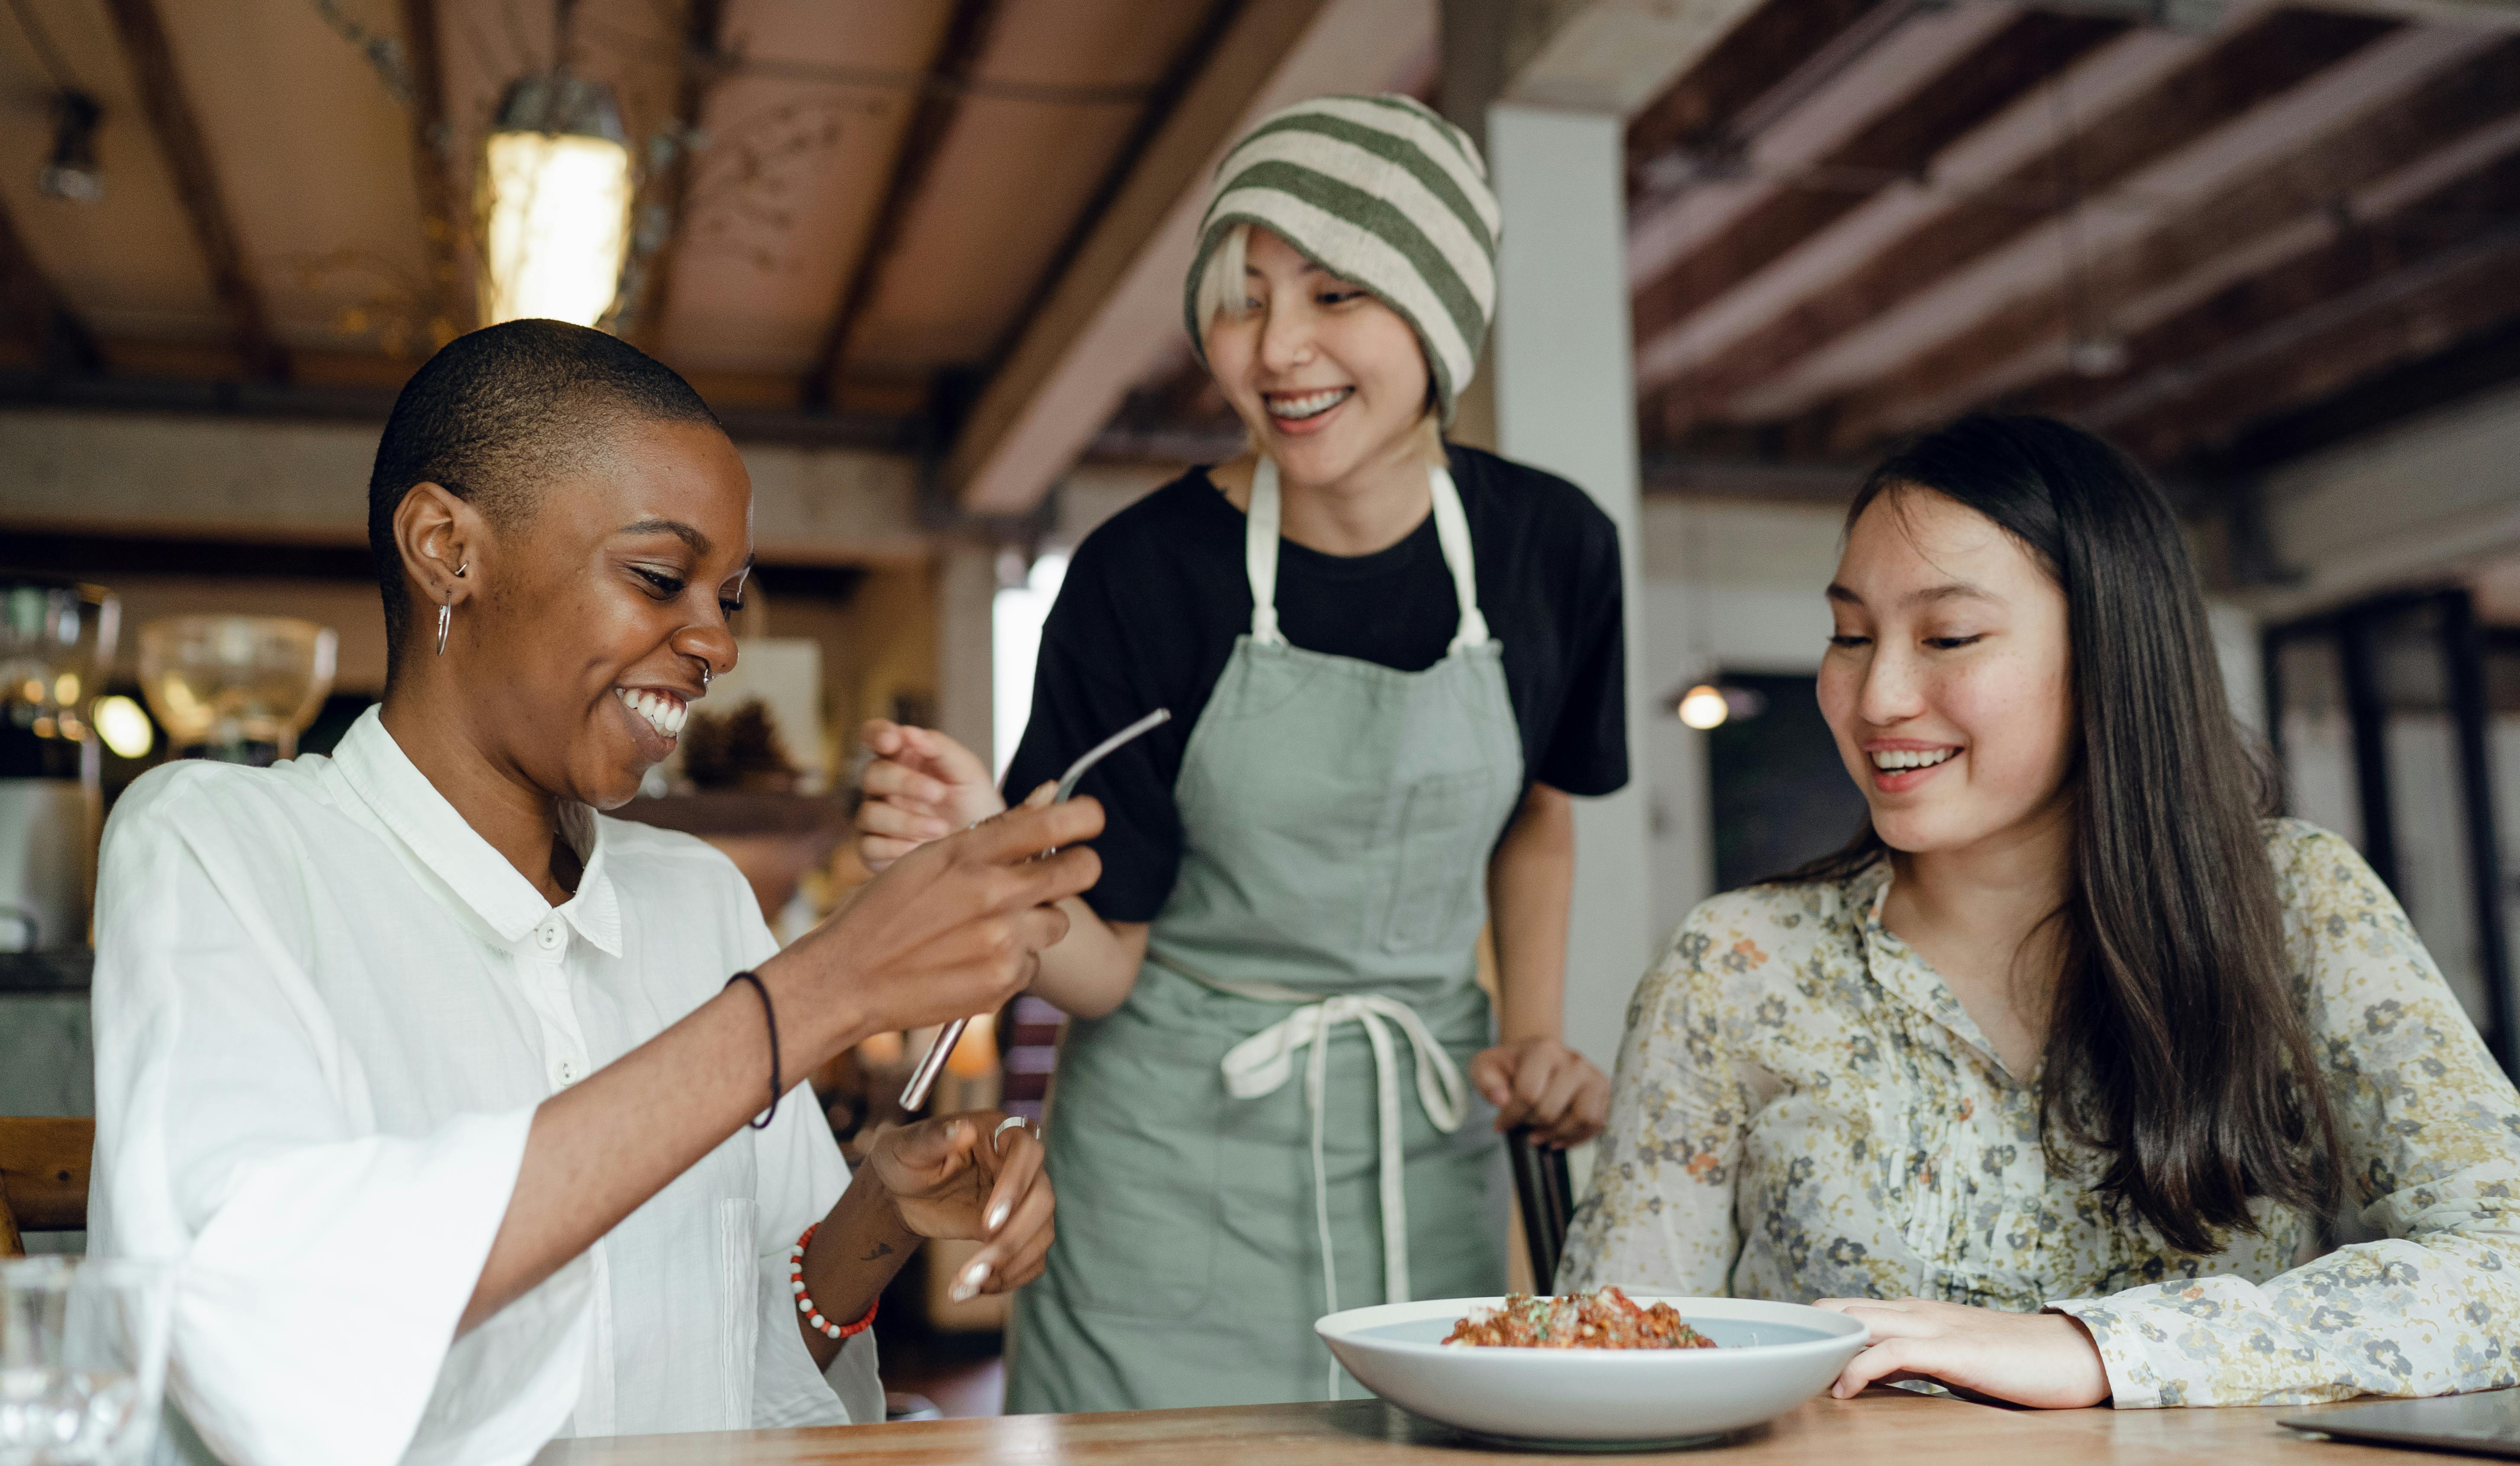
[1817,486,2078,856]
[445,418,753,810]
[1200,226,1432,490]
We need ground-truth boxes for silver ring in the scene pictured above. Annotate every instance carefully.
[992,1116,1033,1148]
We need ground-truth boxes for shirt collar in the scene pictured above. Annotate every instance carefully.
[1852,859,2013,1082]
[328,706,624,957]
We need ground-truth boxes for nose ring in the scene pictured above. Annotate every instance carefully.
[700,664,712,690]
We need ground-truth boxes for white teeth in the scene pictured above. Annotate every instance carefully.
[1267,388,1351,420]
[615,687,686,740]
[1870,747,1956,771]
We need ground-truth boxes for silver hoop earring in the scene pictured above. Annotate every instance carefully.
[436,599,452,656]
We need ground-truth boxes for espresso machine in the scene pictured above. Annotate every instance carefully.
[0,575,116,954]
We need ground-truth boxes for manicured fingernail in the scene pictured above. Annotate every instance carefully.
[987,1201,1010,1232]
[952,1260,991,1301]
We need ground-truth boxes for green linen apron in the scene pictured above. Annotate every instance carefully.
[1006,458,1525,1412]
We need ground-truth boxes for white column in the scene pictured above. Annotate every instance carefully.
[935,544,997,769]
[1487,103,1654,1070]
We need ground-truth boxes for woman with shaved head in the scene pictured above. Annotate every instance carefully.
[88,319,1100,1465]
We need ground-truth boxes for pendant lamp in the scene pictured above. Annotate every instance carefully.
[480,72,632,328]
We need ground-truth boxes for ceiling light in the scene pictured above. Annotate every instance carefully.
[38,92,103,203]
[1676,684,1730,730]
[94,694,152,760]
[2068,334,2130,378]
[480,73,632,329]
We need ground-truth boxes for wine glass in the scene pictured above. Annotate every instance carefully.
[0,1258,174,1466]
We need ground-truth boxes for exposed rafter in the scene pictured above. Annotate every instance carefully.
[971,0,1242,408]
[1623,0,1888,194]
[1647,8,2400,424]
[801,0,1008,410]
[2058,149,2520,464]
[2197,311,2520,477]
[102,0,287,381]
[945,0,1441,516]
[1629,9,2124,359]
[396,0,473,345]
[616,0,725,351]
[1823,35,2520,453]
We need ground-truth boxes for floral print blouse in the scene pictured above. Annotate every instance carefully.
[1562,819,2520,1407]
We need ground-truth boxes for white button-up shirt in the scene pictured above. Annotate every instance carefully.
[90,707,879,1466]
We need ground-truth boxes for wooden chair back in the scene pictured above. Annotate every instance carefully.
[0,1118,93,1257]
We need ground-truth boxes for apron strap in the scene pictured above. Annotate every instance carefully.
[1245,458,1489,651]
[1218,994,1470,1319]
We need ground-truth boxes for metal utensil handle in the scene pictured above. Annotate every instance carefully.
[899,1016,969,1114]
[897,708,1172,1112]
[1053,707,1171,802]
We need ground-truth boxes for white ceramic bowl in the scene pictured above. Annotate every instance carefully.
[1316,1295,1868,1448]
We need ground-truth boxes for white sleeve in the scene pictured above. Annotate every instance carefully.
[89,779,539,1466]
[727,895,885,1428]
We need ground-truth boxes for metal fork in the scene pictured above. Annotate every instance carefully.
[897,708,1171,1111]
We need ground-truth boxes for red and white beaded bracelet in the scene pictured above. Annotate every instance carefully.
[790,1223,881,1340]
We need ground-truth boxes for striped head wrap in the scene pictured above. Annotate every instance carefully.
[1185,93,1501,422]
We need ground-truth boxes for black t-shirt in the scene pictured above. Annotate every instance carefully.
[1003,444,1629,924]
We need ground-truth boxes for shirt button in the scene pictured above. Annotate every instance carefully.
[552,1059,578,1088]
[535,918,565,953]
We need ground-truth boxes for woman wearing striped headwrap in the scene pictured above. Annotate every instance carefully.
[855,95,1631,1410]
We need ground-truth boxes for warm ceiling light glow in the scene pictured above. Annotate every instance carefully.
[95,694,153,759]
[1677,683,1730,730]
[481,74,632,329]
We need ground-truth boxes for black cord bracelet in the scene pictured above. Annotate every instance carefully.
[725,970,781,1130]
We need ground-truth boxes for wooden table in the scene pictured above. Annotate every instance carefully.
[531,1388,2448,1464]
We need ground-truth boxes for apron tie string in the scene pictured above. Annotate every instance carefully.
[1217,994,1469,1315]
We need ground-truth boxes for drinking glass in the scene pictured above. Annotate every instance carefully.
[0,1258,173,1466]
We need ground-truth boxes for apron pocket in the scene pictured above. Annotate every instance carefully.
[1046,1012,1224,1319]
[1381,771,1494,953]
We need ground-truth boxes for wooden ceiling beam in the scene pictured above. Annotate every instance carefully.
[1623,0,1888,192]
[102,0,287,382]
[1629,9,2124,359]
[974,0,1243,377]
[397,0,473,347]
[1625,1,2023,299]
[1817,33,2520,454]
[0,202,100,374]
[800,0,1007,410]
[1501,0,1773,119]
[1647,8,2399,425]
[2191,308,2520,477]
[944,0,1439,516]
[616,0,725,352]
[2041,144,2520,465]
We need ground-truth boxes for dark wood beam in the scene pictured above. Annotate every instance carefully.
[2186,310,2520,477]
[102,0,287,381]
[2046,145,2520,465]
[1660,9,2398,426]
[0,201,100,374]
[1629,10,2123,361]
[1623,0,1890,199]
[397,0,473,347]
[1822,35,2520,456]
[615,0,724,351]
[800,0,1007,409]
[943,0,1342,513]
[973,0,1241,392]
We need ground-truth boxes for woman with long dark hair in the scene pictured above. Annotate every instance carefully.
[1562,413,2520,1408]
